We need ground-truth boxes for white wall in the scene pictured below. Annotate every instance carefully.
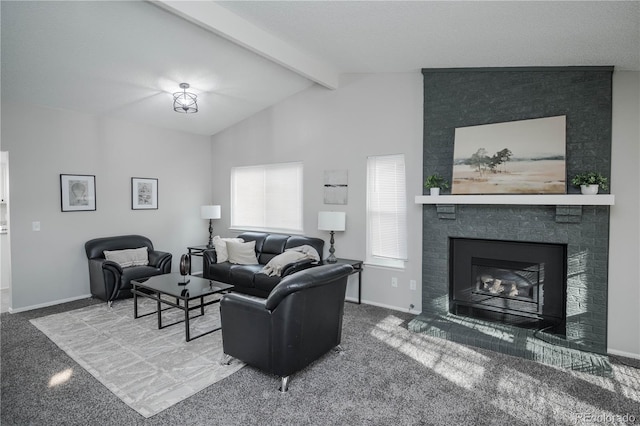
[1,105,213,311]
[608,70,640,358]
[210,73,424,312]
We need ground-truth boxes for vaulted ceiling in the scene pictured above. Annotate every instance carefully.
[2,1,638,136]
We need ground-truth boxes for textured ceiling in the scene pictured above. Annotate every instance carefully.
[1,1,638,137]
[219,1,640,72]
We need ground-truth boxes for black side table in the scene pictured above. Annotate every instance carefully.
[327,258,363,304]
[186,245,212,275]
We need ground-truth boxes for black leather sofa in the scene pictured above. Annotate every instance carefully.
[220,263,354,391]
[202,231,324,298]
[85,235,172,305]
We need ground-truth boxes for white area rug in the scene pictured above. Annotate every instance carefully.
[30,296,244,418]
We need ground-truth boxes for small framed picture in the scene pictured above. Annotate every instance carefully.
[131,177,158,210]
[60,174,96,212]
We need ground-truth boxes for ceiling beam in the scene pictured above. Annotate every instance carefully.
[151,0,339,89]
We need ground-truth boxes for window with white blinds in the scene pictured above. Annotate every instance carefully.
[230,162,303,233]
[366,154,407,268]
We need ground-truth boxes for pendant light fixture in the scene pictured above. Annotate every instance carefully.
[173,83,198,113]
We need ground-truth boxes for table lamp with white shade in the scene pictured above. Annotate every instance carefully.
[318,211,346,263]
[201,205,221,248]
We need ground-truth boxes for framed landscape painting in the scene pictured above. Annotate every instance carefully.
[60,174,96,212]
[131,177,158,210]
[451,116,567,194]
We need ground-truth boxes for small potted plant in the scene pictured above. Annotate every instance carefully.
[571,171,608,195]
[424,173,449,196]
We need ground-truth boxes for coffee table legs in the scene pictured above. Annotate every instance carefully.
[132,287,223,342]
[185,299,190,342]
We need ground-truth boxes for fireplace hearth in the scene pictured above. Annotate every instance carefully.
[450,238,567,333]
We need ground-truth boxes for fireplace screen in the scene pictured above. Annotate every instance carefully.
[472,258,541,313]
[450,238,566,330]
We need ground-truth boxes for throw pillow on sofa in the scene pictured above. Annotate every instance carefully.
[103,247,149,268]
[227,240,259,265]
[212,236,244,263]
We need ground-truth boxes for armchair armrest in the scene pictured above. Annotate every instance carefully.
[88,259,122,302]
[281,258,316,278]
[149,250,171,267]
[220,293,272,369]
[101,259,123,274]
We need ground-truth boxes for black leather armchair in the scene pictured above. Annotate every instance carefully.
[220,263,353,391]
[85,235,172,305]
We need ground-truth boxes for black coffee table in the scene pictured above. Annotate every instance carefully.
[132,273,233,342]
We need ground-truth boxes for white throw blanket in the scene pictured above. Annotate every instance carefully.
[260,245,320,277]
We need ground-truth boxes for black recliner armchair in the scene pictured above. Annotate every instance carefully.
[85,235,172,306]
[220,263,353,392]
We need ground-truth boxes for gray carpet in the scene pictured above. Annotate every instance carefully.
[2,298,640,425]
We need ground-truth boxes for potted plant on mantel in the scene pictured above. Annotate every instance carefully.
[424,173,449,196]
[571,171,609,195]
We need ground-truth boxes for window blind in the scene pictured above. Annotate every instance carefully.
[231,162,303,233]
[366,154,407,267]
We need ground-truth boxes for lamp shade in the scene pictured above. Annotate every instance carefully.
[318,211,346,232]
[201,205,221,220]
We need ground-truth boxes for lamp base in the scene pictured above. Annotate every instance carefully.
[207,219,214,248]
[326,231,337,263]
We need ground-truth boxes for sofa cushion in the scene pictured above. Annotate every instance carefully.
[227,240,259,265]
[285,236,324,261]
[207,262,232,283]
[258,234,289,264]
[104,247,148,268]
[235,232,267,254]
[230,264,263,288]
[213,236,244,263]
[254,271,282,294]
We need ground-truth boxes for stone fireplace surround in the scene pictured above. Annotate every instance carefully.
[408,67,613,373]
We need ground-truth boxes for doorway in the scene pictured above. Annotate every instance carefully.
[1,151,11,313]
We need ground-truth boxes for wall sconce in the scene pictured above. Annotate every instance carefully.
[318,211,346,263]
[201,205,221,248]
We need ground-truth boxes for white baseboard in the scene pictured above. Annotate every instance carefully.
[9,293,93,314]
[607,348,640,360]
[349,297,420,315]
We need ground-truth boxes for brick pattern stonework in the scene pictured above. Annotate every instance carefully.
[420,67,613,354]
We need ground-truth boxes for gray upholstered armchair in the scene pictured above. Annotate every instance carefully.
[85,235,172,306]
[220,263,353,392]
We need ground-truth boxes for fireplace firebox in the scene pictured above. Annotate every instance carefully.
[450,238,567,333]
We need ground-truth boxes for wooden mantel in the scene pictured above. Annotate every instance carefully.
[415,194,615,206]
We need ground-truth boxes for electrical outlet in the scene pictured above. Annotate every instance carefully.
[410,280,417,290]
[391,277,398,288]
[32,221,40,231]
